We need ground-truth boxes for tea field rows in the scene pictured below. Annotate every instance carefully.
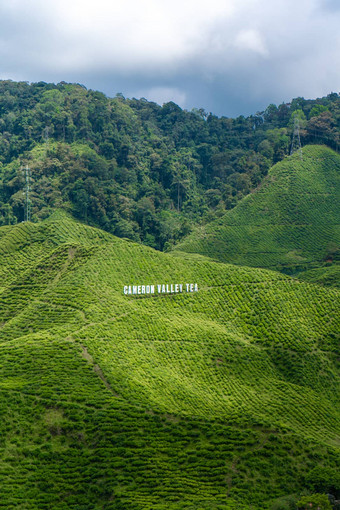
[175,145,340,276]
[0,214,339,509]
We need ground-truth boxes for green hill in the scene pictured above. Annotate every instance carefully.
[174,145,340,279]
[0,213,339,509]
[0,81,339,251]
[297,264,340,288]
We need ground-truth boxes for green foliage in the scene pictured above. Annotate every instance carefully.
[309,105,329,119]
[175,145,340,279]
[0,215,339,509]
[297,493,332,510]
[0,80,338,250]
[0,81,339,508]
[269,494,298,510]
[305,466,340,497]
[298,265,340,288]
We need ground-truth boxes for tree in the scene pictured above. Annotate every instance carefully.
[307,111,337,147]
[264,103,278,123]
[0,202,16,225]
[309,105,328,119]
[305,466,340,498]
[171,161,191,211]
[297,493,331,510]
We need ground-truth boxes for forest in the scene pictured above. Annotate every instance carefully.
[0,80,339,250]
[0,81,339,509]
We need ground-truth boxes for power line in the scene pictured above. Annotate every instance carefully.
[25,165,31,222]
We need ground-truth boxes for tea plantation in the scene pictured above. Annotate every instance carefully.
[174,145,340,279]
[0,213,339,509]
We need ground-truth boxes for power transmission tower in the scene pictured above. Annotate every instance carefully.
[43,126,49,143]
[290,117,303,159]
[43,126,50,155]
[25,165,31,222]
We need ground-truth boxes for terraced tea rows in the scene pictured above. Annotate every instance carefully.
[174,145,340,276]
[0,214,339,509]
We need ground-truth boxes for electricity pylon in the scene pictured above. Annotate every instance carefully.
[290,117,303,159]
[25,165,31,222]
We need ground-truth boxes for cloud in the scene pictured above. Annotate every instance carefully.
[234,29,268,57]
[321,0,340,11]
[6,0,235,72]
[133,87,187,108]
[0,0,339,115]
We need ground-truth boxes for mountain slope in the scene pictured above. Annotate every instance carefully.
[174,145,340,277]
[0,214,339,509]
[1,81,339,251]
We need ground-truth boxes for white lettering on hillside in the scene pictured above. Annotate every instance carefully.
[123,283,198,296]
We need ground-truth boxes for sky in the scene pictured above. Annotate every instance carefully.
[0,0,339,117]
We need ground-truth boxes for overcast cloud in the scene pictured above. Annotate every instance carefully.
[0,0,339,116]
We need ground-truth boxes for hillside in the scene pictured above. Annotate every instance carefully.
[0,81,339,250]
[0,213,339,509]
[174,145,340,279]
